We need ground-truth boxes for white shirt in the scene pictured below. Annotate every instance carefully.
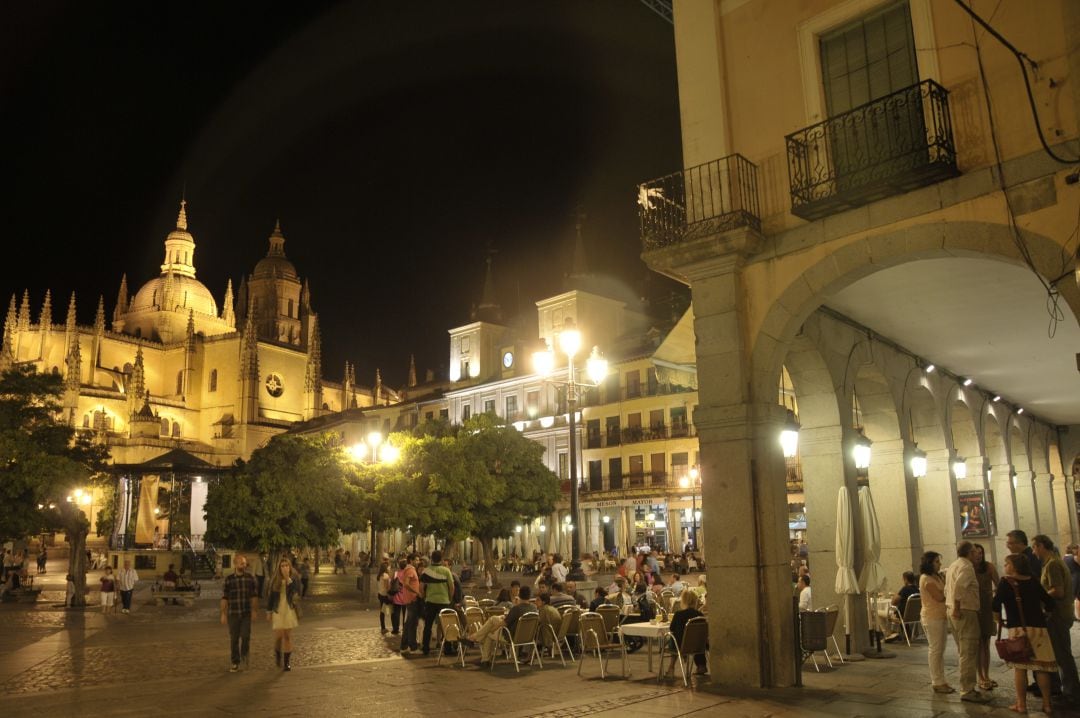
[115,567,139,591]
[551,562,567,583]
[799,586,812,612]
[670,580,686,595]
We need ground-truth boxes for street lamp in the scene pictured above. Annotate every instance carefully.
[679,466,702,550]
[534,318,607,580]
[350,430,399,568]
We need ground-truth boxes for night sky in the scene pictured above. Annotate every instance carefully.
[1,1,684,388]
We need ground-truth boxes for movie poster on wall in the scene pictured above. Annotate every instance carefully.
[959,490,992,538]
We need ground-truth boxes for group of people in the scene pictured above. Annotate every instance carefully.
[916,531,1080,713]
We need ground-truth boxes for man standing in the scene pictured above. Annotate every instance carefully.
[1006,530,1042,579]
[419,550,455,657]
[220,554,260,673]
[115,559,139,614]
[1033,535,1079,706]
[945,541,990,703]
[397,554,422,655]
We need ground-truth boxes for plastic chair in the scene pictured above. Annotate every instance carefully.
[435,608,466,667]
[491,612,542,672]
[658,616,709,686]
[577,611,628,679]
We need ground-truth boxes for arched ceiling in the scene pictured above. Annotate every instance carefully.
[826,257,1080,426]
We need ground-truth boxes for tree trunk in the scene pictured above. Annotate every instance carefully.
[68,526,89,607]
[479,536,499,590]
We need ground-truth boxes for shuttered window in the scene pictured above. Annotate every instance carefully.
[820,1,917,116]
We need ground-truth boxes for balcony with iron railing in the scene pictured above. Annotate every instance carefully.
[583,471,682,494]
[786,79,958,221]
[585,423,696,449]
[638,154,762,251]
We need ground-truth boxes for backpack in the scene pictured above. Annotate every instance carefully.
[388,575,402,596]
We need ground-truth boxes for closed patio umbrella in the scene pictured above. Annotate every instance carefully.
[835,486,859,655]
[858,485,893,658]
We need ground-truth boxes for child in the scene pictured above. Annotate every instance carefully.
[100,567,116,613]
[65,574,75,607]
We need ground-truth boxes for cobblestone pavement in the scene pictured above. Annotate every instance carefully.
[4,564,1080,717]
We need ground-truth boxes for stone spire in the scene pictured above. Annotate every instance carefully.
[408,354,417,388]
[4,295,16,338]
[268,219,286,256]
[94,296,106,336]
[186,309,196,349]
[39,290,52,330]
[221,279,235,328]
[128,345,145,418]
[65,338,81,391]
[177,198,188,230]
[1,296,14,366]
[113,275,128,324]
[301,279,312,313]
[473,252,502,323]
[160,198,197,279]
[374,368,382,406]
[240,303,259,380]
[343,361,356,409]
[305,313,322,393]
[65,293,77,335]
[17,289,30,331]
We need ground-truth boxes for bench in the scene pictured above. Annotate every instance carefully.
[152,588,201,606]
[1,588,42,603]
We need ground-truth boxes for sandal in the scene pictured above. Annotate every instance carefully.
[980,681,996,691]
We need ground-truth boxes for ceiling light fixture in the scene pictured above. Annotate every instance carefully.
[962,378,973,386]
[1017,407,1024,415]
[924,363,935,373]
[992,395,1001,402]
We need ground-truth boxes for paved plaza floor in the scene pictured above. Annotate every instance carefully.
[3,563,1080,717]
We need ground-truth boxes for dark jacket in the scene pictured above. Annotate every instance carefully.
[991,576,1054,629]
[669,607,704,647]
[267,577,301,612]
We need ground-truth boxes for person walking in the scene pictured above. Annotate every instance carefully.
[376,560,392,636]
[36,547,47,574]
[419,550,455,657]
[267,557,301,672]
[99,566,116,614]
[992,552,1057,715]
[220,554,259,672]
[945,541,991,703]
[393,555,420,648]
[1032,534,1080,707]
[971,543,1000,692]
[115,559,139,614]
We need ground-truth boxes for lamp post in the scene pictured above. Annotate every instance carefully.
[533,318,607,581]
[350,430,399,568]
[679,467,701,551]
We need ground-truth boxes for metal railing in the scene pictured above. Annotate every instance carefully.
[638,154,761,250]
[786,79,958,221]
[585,423,696,449]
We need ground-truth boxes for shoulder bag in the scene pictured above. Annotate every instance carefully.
[994,578,1034,663]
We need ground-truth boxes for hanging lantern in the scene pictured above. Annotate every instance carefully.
[952,456,967,479]
[853,429,873,473]
[780,410,801,459]
[910,445,928,478]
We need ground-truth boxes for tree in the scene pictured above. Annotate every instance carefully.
[204,433,365,574]
[460,414,559,587]
[0,364,110,606]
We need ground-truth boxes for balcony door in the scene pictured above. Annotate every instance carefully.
[820,0,925,191]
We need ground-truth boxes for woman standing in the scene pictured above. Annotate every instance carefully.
[267,558,301,671]
[971,543,1000,691]
[919,551,951,694]
[992,552,1057,714]
[376,560,392,636]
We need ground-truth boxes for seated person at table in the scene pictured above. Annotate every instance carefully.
[605,577,633,608]
[884,570,919,641]
[549,582,576,610]
[564,580,588,609]
[536,593,562,649]
[669,574,686,596]
[589,587,608,612]
[494,588,514,611]
[797,575,812,611]
[467,586,538,662]
[667,590,708,674]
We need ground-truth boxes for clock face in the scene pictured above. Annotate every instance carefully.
[265,373,284,398]
[502,351,514,369]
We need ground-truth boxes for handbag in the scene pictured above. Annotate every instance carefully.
[994,578,1034,663]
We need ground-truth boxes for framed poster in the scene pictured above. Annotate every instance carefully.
[959,490,991,538]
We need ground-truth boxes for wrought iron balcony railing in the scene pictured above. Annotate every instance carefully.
[638,154,761,250]
[786,79,958,221]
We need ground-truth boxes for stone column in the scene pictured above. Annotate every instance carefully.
[1034,473,1057,537]
[989,465,1019,561]
[1014,469,1039,535]
[915,446,958,568]
[668,508,682,556]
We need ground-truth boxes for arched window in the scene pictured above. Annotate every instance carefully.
[176,371,184,395]
[172,421,181,438]
[83,414,91,428]
[160,418,169,435]
[209,369,218,392]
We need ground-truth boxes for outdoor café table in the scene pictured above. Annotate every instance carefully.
[619,621,670,673]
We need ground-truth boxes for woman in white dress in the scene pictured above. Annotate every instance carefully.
[267,558,301,671]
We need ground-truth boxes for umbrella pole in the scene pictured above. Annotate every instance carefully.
[862,591,896,659]
[840,594,865,662]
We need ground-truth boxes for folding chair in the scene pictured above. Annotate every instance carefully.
[491,612,543,673]
[596,604,622,641]
[543,608,577,666]
[900,594,923,644]
[577,611,628,679]
[658,616,709,686]
[483,605,506,621]
[463,606,485,633]
[462,595,479,608]
[818,606,844,664]
[436,608,466,667]
[478,598,495,609]
[799,610,831,672]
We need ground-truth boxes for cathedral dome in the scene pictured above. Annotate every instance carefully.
[252,221,298,280]
[128,273,219,317]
